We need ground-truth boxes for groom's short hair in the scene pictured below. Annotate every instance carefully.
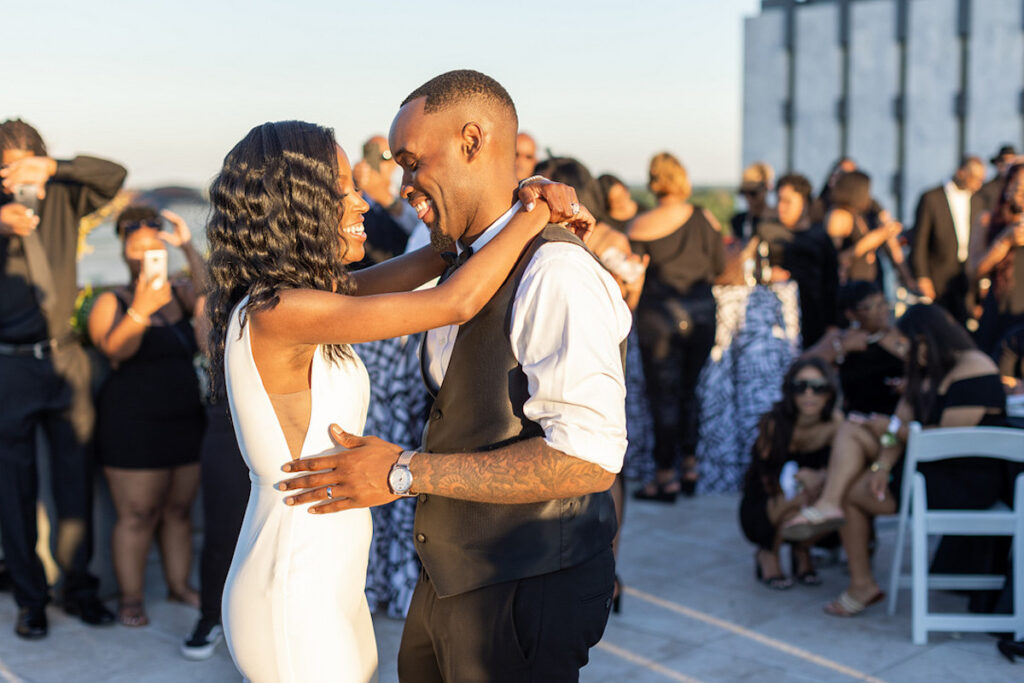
[401,70,517,124]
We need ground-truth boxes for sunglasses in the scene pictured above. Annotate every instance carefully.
[120,218,163,236]
[792,379,832,395]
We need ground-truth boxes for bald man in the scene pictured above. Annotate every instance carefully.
[515,132,537,182]
[283,70,630,681]
[911,156,986,323]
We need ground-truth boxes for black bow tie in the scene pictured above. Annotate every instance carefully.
[440,246,474,269]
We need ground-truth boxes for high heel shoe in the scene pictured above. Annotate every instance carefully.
[680,461,698,497]
[632,481,679,503]
[998,639,1024,663]
[612,575,623,614]
[754,552,793,590]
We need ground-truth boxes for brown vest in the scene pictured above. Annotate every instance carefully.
[416,224,620,597]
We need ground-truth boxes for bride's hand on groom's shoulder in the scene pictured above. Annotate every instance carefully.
[275,425,403,513]
[517,179,596,244]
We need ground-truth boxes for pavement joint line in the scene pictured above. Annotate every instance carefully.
[0,657,23,683]
[624,586,888,683]
[595,641,704,683]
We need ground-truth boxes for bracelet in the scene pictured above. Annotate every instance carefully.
[517,174,547,190]
[870,460,893,474]
[126,307,149,326]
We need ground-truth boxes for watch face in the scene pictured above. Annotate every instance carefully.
[389,467,413,494]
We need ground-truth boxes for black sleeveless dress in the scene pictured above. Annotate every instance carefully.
[95,289,205,469]
[840,341,904,415]
[889,374,1009,507]
[739,442,831,550]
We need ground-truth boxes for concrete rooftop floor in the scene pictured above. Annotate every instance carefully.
[0,491,1019,682]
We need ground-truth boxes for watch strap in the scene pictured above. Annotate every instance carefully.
[397,450,417,468]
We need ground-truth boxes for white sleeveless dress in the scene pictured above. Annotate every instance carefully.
[221,298,378,683]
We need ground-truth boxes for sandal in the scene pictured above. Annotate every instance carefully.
[754,553,793,590]
[824,590,884,617]
[118,599,149,627]
[792,547,822,586]
[680,457,698,497]
[796,569,823,586]
[632,480,679,504]
[781,505,845,542]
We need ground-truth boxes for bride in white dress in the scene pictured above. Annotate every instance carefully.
[203,120,580,682]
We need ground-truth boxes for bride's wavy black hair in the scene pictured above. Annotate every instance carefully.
[205,120,354,396]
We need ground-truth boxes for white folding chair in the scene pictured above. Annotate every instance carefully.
[886,423,1024,644]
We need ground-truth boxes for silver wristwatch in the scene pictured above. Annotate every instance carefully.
[388,450,417,496]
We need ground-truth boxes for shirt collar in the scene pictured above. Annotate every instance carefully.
[457,201,522,254]
[945,180,970,197]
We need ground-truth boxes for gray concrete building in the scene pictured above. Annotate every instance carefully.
[742,0,1024,220]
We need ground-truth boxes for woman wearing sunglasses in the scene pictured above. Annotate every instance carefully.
[88,205,208,626]
[783,304,1008,616]
[740,358,842,589]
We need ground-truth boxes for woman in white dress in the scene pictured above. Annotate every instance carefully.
[204,120,588,683]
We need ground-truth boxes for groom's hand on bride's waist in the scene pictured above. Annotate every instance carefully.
[275,425,402,513]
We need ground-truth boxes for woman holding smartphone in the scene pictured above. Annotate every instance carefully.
[88,205,207,627]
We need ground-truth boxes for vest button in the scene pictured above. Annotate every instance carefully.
[418,494,428,503]
[416,533,427,543]
[431,409,443,421]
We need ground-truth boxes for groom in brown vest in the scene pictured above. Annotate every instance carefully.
[280,70,632,682]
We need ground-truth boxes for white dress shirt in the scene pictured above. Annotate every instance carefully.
[423,202,632,474]
[944,180,973,263]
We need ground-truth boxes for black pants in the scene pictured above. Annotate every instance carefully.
[398,547,615,683]
[936,271,969,326]
[0,345,98,609]
[635,294,716,470]
[197,403,249,624]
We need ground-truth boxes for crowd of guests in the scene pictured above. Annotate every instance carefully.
[1,111,1022,664]
[725,146,1024,647]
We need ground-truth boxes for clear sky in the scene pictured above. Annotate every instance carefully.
[8,0,759,189]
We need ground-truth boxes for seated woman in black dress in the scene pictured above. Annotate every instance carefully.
[740,358,842,589]
[783,304,1007,616]
[803,280,907,416]
[88,206,207,626]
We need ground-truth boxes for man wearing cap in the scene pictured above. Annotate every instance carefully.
[978,145,1019,213]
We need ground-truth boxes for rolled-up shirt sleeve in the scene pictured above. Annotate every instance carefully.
[510,243,632,473]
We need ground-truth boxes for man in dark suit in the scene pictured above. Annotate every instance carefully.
[911,156,986,324]
[977,145,1018,214]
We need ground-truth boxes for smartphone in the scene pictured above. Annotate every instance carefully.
[12,184,40,214]
[142,249,168,289]
[363,140,385,172]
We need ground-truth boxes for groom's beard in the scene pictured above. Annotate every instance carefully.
[430,227,455,253]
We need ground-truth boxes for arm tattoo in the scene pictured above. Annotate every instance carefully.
[413,437,616,504]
